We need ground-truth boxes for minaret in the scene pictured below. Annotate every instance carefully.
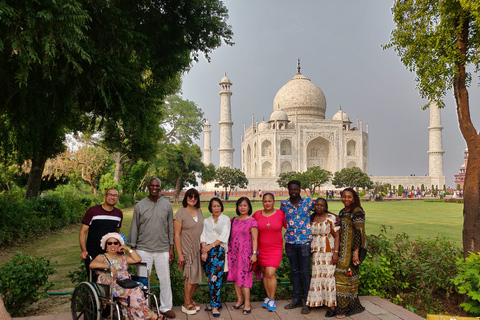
[428,100,445,180]
[203,120,212,165]
[218,73,234,168]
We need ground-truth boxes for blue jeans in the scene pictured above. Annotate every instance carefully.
[285,243,311,301]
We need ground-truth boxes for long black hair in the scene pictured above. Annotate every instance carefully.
[341,187,363,212]
[235,197,253,215]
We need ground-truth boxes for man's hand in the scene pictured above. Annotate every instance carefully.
[80,251,88,260]
[169,247,174,263]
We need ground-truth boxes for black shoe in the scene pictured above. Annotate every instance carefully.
[284,299,303,309]
[301,305,311,314]
[325,309,336,317]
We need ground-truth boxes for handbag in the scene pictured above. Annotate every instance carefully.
[116,278,139,289]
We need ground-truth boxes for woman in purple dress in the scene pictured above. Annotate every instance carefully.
[227,197,259,315]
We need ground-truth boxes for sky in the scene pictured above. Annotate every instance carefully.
[180,1,480,188]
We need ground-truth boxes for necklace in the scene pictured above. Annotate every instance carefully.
[263,210,274,228]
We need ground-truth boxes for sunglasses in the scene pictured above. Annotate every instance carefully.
[188,194,198,200]
[107,241,119,246]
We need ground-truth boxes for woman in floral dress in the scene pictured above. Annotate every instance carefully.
[227,197,258,315]
[306,198,340,317]
[90,232,161,320]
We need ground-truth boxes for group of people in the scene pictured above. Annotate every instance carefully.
[78,177,367,319]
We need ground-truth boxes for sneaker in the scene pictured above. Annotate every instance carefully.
[284,299,303,309]
[162,309,176,318]
[268,299,277,312]
[262,297,270,308]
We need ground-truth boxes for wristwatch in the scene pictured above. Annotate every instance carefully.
[252,251,257,254]
[129,249,133,254]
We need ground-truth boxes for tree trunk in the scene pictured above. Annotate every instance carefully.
[453,15,480,257]
[25,154,47,198]
[113,152,123,185]
[175,176,182,204]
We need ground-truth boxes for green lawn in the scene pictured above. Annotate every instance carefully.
[0,199,464,291]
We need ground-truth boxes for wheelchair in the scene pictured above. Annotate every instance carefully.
[71,260,160,320]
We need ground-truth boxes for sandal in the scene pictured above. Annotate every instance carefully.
[205,305,223,311]
[181,303,197,315]
[336,315,346,319]
[212,308,220,318]
[231,302,244,310]
[243,307,251,315]
[192,301,201,311]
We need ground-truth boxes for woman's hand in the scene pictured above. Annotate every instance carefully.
[201,252,208,262]
[117,245,129,253]
[352,252,361,266]
[250,253,257,264]
[177,254,186,267]
[110,266,118,280]
[202,244,213,254]
[332,252,338,265]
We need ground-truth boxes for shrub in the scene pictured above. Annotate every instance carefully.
[452,252,480,315]
[359,226,462,315]
[0,253,56,316]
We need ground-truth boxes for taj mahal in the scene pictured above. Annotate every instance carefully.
[202,61,446,191]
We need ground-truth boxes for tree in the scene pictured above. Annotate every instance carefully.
[385,0,480,256]
[0,0,232,198]
[301,167,331,197]
[276,171,298,189]
[331,167,373,189]
[201,164,217,185]
[215,167,248,194]
[157,142,205,203]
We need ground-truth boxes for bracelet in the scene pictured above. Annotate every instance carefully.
[129,249,133,254]
[334,250,339,253]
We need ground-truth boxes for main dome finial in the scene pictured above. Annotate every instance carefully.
[297,58,301,74]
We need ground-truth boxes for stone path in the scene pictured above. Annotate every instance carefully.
[14,296,424,320]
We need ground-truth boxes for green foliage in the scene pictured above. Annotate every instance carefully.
[0,253,56,316]
[421,184,425,191]
[452,252,480,315]
[300,167,331,197]
[215,167,249,192]
[99,173,121,195]
[276,171,298,189]
[67,261,88,284]
[360,226,462,315]
[398,185,403,196]
[0,192,91,246]
[332,167,373,189]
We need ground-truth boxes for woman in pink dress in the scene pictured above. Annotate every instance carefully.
[252,193,286,312]
[227,197,258,315]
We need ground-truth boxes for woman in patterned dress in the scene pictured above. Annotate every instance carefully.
[334,188,367,318]
[201,197,231,317]
[306,198,340,317]
[90,232,162,320]
[227,197,259,315]
[174,188,204,315]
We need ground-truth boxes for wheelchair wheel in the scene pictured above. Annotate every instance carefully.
[71,282,101,320]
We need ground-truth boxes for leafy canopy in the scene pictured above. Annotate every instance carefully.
[332,167,373,189]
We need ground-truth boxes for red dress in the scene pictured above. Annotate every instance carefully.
[253,209,287,268]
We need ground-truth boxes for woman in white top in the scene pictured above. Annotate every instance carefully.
[201,197,231,318]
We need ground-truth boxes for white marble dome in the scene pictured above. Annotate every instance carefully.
[258,121,269,131]
[269,110,288,122]
[272,72,326,120]
[332,108,351,123]
[220,74,231,84]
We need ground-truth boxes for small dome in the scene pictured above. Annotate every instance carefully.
[258,121,269,131]
[461,164,466,168]
[220,73,231,84]
[204,119,211,126]
[269,110,289,122]
[332,108,351,123]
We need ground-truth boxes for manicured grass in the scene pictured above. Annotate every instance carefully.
[0,199,464,291]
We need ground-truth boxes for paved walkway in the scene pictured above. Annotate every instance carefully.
[14,296,424,320]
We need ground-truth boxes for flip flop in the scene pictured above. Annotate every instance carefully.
[231,302,244,310]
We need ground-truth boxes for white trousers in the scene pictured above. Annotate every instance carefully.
[136,250,173,312]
